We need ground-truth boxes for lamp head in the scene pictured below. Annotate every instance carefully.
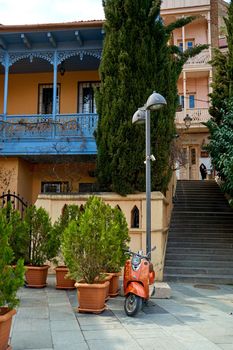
[132,107,146,125]
[146,91,167,111]
[184,114,192,129]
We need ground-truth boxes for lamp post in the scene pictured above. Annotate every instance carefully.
[183,113,192,129]
[132,91,166,255]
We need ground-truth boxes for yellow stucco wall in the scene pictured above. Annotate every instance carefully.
[0,70,99,114]
[0,157,96,204]
[0,157,18,193]
[35,191,173,281]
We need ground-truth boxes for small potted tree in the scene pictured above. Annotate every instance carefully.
[62,196,128,313]
[101,206,129,297]
[24,205,54,288]
[0,210,25,350]
[51,204,80,289]
[3,204,29,265]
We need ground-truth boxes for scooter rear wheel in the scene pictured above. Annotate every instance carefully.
[124,293,142,317]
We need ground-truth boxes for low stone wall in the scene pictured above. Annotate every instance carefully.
[36,187,174,281]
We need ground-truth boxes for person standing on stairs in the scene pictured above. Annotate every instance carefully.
[200,163,207,180]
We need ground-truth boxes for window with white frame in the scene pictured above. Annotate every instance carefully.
[179,94,195,109]
[78,82,100,113]
[41,181,69,193]
[177,39,195,52]
[38,84,60,114]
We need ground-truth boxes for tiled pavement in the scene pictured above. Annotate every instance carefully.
[10,275,233,350]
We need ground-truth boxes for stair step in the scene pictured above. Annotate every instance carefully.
[167,242,233,249]
[164,266,233,275]
[168,237,233,243]
[165,253,233,261]
[165,260,233,268]
[163,273,233,284]
[166,247,233,254]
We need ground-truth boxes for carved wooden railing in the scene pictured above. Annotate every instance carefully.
[0,113,98,140]
[176,108,211,127]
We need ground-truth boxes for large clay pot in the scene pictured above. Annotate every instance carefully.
[0,308,16,350]
[55,266,75,289]
[75,281,110,314]
[25,265,49,288]
[108,272,121,297]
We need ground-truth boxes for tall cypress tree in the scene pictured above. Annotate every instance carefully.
[206,1,233,196]
[209,0,233,124]
[96,0,207,195]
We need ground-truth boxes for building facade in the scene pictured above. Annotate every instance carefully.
[161,0,228,180]
[0,21,103,203]
[0,0,228,204]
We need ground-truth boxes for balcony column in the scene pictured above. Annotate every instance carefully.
[3,52,9,118]
[52,51,58,138]
[209,69,213,96]
[207,12,212,60]
[183,71,187,113]
[182,17,185,52]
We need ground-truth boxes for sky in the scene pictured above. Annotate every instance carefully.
[0,0,105,25]
[0,0,231,26]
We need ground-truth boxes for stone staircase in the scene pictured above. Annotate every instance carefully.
[163,180,233,284]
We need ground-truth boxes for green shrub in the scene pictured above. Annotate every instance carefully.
[0,210,25,309]
[62,196,129,284]
[24,205,54,266]
[51,204,81,265]
[3,204,29,264]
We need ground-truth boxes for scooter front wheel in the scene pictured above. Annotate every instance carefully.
[124,293,142,317]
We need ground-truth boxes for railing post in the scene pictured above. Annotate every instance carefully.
[52,51,58,138]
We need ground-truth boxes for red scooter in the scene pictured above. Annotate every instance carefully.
[123,248,156,316]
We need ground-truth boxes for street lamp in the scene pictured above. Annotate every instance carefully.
[132,91,167,255]
[183,114,192,129]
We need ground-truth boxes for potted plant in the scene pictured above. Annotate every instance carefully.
[0,210,25,350]
[62,196,126,313]
[101,206,130,297]
[51,204,80,289]
[24,205,54,288]
[3,203,29,265]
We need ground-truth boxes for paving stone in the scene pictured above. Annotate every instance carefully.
[52,330,85,345]
[11,330,52,350]
[54,344,89,350]
[83,328,133,341]
[87,339,142,350]
[50,319,81,331]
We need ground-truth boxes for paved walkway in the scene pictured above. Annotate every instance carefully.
[10,276,233,350]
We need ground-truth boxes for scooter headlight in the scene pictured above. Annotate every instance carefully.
[131,255,141,267]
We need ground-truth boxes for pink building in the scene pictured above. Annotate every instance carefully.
[161,0,228,180]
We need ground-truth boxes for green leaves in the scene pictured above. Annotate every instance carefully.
[24,206,53,266]
[96,0,204,195]
[0,211,25,309]
[206,99,233,196]
[62,196,129,284]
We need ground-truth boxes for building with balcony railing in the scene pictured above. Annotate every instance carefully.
[161,0,228,180]
[0,21,103,202]
[0,1,228,202]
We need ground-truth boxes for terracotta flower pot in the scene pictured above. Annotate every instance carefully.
[75,281,110,314]
[108,272,121,297]
[95,274,112,301]
[25,265,49,288]
[0,307,16,350]
[55,266,75,289]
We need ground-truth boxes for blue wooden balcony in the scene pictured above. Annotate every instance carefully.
[0,113,98,155]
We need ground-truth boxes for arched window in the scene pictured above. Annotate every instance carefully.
[131,206,139,228]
